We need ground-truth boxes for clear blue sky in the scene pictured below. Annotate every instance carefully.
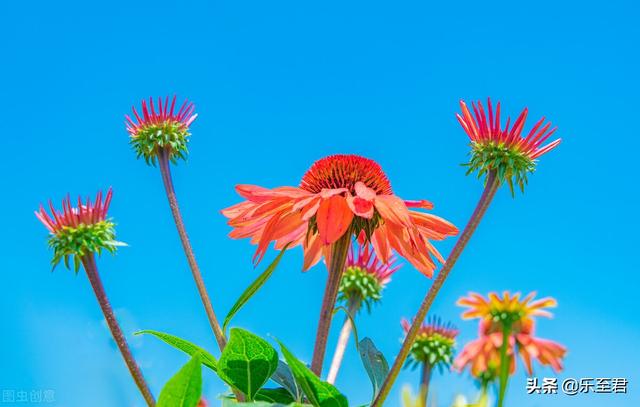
[1,1,638,406]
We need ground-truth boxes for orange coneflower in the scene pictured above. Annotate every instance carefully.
[222,154,458,277]
[455,291,567,407]
[454,320,566,377]
[223,154,458,375]
[457,98,561,193]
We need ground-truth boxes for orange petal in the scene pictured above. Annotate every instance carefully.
[316,195,354,245]
[374,195,412,227]
[346,194,374,218]
[303,233,324,271]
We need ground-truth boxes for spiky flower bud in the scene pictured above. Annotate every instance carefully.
[35,189,124,271]
[456,98,561,194]
[338,243,400,312]
[126,96,197,165]
[402,316,458,370]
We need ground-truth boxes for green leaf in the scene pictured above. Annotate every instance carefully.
[271,361,302,402]
[223,245,290,332]
[277,340,348,407]
[358,337,389,400]
[157,355,203,407]
[255,388,296,404]
[135,330,217,372]
[218,328,279,400]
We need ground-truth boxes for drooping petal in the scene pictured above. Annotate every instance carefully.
[316,195,354,245]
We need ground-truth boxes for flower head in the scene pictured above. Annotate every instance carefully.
[458,291,556,334]
[125,96,197,165]
[35,188,123,272]
[402,316,458,370]
[222,154,458,277]
[457,98,561,194]
[338,242,400,311]
[455,291,567,377]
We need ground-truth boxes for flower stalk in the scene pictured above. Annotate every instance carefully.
[311,233,352,376]
[326,295,361,384]
[420,362,432,407]
[372,171,499,406]
[157,148,227,351]
[496,324,512,407]
[81,253,155,406]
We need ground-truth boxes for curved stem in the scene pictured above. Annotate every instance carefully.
[372,172,499,407]
[157,149,227,351]
[311,233,352,376]
[497,325,512,407]
[419,362,432,407]
[326,297,360,384]
[81,254,156,406]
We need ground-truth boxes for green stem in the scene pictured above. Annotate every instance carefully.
[419,362,432,407]
[497,325,512,407]
[157,149,227,351]
[81,254,156,406]
[326,296,361,384]
[371,171,500,407]
[311,233,352,376]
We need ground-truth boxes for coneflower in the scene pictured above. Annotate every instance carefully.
[223,154,458,376]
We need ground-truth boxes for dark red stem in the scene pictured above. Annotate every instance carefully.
[81,254,156,406]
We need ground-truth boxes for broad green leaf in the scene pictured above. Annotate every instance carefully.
[358,337,389,400]
[255,388,295,404]
[223,244,290,332]
[136,330,217,372]
[218,328,279,400]
[271,361,301,401]
[157,355,202,407]
[277,340,348,407]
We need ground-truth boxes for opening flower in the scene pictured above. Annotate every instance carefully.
[458,291,556,334]
[338,242,400,311]
[457,98,561,193]
[126,96,197,165]
[455,291,567,376]
[402,316,458,370]
[35,188,124,272]
[222,154,458,277]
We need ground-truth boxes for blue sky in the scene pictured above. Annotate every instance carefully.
[1,0,639,406]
